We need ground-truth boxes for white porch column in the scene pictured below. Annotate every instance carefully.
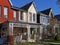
[34,28,37,41]
[9,23,13,35]
[27,26,30,42]
[9,23,14,45]
[40,26,43,39]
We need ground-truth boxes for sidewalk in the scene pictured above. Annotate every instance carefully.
[43,41,60,45]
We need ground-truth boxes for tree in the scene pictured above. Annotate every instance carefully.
[56,0,60,5]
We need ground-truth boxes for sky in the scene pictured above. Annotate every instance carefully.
[11,0,60,15]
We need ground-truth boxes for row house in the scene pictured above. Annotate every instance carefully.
[54,14,60,34]
[37,8,54,39]
[0,0,40,45]
[0,0,58,44]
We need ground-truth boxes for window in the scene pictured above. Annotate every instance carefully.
[14,10,17,20]
[33,14,35,21]
[29,12,32,21]
[43,17,45,22]
[40,16,42,23]
[47,18,49,23]
[20,11,24,20]
[4,7,8,18]
[0,6,2,17]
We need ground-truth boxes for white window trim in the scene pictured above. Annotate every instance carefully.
[19,11,20,21]
[4,7,8,19]
[29,12,36,23]
[0,6,2,18]
[32,13,36,22]
[14,10,17,20]
[40,15,50,25]
[19,11,24,22]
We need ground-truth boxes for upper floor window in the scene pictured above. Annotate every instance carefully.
[29,12,36,22]
[14,10,17,20]
[43,17,45,23]
[40,15,50,25]
[47,18,50,23]
[4,7,8,19]
[0,6,2,18]
[29,12,32,22]
[33,13,35,22]
[20,11,24,20]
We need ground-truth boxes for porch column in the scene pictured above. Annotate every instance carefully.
[9,23,14,45]
[40,26,43,39]
[58,26,60,34]
[34,28,37,41]
[27,26,30,42]
[54,26,56,34]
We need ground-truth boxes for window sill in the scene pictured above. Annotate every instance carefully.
[28,21,36,23]
[19,20,25,22]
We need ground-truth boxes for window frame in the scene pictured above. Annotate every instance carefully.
[20,11,24,21]
[47,18,50,23]
[33,13,36,22]
[29,12,36,23]
[0,5,2,18]
[29,12,32,22]
[14,10,17,20]
[4,6,8,19]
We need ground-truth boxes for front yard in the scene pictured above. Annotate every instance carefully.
[14,42,43,45]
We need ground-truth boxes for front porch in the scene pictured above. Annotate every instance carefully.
[1,21,40,45]
[13,27,37,42]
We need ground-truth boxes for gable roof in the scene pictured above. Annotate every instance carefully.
[20,1,33,11]
[54,14,60,20]
[9,0,37,11]
[40,8,51,15]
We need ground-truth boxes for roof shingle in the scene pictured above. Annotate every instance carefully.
[40,8,51,15]
[20,1,33,11]
[54,14,60,20]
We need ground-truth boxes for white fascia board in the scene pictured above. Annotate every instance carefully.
[9,0,13,6]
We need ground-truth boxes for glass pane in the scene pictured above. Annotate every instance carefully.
[29,12,32,21]
[20,11,23,20]
[33,14,35,21]
[4,7,8,18]
[14,11,16,20]
[0,6,1,17]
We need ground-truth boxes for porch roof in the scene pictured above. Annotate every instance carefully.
[7,20,40,25]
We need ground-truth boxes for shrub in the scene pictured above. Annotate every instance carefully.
[57,36,60,41]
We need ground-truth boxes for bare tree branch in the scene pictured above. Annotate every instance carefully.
[56,0,60,5]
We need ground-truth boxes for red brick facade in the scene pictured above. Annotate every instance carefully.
[0,0,14,23]
[0,0,14,45]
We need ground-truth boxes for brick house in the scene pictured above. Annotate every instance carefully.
[0,0,40,45]
[0,0,14,22]
[0,0,14,45]
[0,0,59,44]
[54,14,60,34]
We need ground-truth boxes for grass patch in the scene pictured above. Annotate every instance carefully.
[15,42,41,45]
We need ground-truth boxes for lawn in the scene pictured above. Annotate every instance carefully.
[14,42,43,45]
